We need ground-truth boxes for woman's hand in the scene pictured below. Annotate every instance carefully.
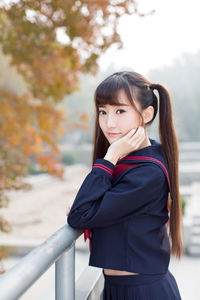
[66,200,74,216]
[104,126,146,165]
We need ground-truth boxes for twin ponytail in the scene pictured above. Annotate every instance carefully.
[150,83,183,258]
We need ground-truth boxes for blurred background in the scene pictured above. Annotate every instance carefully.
[0,0,200,299]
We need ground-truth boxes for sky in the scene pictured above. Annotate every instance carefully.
[98,0,200,75]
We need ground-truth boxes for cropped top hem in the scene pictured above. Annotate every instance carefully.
[88,261,170,275]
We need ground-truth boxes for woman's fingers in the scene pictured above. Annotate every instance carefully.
[126,128,137,137]
[119,126,145,150]
[130,126,145,141]
[66,207,69,216]
[128,126,146,149]
[66,203,73,216]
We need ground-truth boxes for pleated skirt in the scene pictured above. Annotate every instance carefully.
[102,269,182,300]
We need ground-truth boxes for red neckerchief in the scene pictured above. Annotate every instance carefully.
[84,158,171,251]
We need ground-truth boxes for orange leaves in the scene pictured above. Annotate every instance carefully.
[29,48,81,101]
[22,127,43,155]
[37,153,64,178]
[0,88,66,194]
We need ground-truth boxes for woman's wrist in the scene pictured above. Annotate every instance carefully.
[104,151,119,165]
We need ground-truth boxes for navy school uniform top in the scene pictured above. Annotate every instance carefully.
[67,138,171,274]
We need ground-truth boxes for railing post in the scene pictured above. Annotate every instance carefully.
[55,242,75,300]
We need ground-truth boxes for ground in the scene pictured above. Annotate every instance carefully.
[0,164,90,248]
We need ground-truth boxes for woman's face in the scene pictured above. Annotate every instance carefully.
[98,89,142,144]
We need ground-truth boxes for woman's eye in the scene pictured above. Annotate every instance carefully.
[98,110,106,115]
[116,109,125,114]
[98,109,125,115]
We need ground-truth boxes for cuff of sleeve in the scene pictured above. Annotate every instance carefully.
[92,158,115,176]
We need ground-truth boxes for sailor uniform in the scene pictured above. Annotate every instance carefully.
[67,138,182,299]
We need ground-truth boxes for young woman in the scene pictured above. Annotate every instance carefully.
[67,71,182,299]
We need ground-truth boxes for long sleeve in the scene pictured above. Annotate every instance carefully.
[67,158,166,229]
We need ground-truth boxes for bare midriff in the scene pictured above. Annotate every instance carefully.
[103,268,139,276]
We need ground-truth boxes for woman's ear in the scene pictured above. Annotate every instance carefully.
[142,106,154,124]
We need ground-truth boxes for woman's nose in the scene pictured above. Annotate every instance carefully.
[106,113,116,128]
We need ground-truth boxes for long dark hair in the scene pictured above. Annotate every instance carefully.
[92,71,183,259]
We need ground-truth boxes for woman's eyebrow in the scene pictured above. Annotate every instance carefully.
[116,103,129,107]
[98,103,129,108]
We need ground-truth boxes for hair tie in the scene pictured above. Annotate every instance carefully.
[150,83,157,90]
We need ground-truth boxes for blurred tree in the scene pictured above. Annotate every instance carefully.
[0,0,150,192]
[0,0,150,101]
[0,0,152,238]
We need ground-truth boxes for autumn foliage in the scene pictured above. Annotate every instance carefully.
[0,0,150,236]
[0,0,145,100]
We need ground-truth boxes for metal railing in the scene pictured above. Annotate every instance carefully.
[0,224,104,300]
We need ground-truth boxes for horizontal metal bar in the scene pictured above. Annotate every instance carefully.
[0,225,83,300]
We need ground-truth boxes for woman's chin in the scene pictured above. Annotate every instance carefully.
[107,136,120,144]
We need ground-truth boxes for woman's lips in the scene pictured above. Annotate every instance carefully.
[108,132,121,137]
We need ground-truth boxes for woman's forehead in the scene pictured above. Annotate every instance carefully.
[97,88,133,107]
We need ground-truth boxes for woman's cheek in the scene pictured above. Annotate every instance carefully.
[124,116,140,130]
[98,119,104,133]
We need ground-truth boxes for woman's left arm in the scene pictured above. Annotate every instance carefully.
[67,158,167,229]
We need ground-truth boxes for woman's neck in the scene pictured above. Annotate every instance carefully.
[139,135,151,150]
